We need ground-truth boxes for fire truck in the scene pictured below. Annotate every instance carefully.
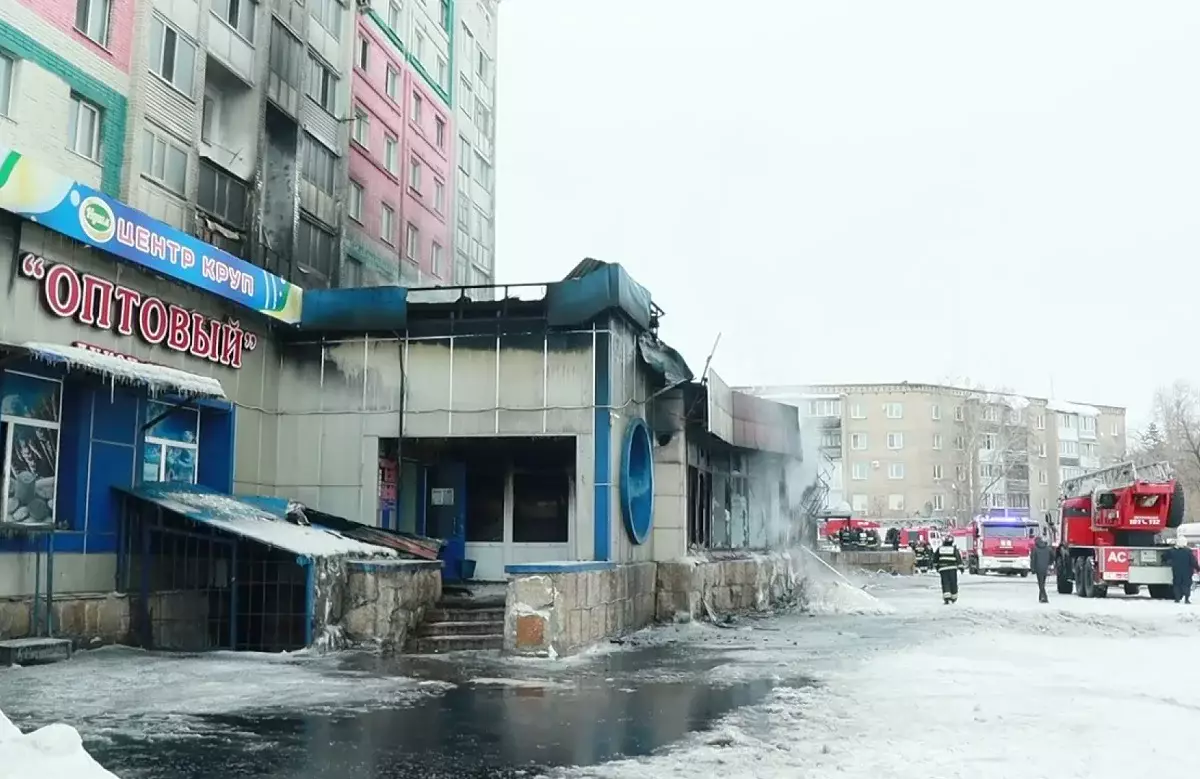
[1051,460,1185,599]
[967,517,1039,576]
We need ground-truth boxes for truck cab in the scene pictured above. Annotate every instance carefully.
[968,518,1038,576]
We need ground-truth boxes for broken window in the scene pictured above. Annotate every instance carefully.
[512,470,569,543]
[466,467,504,542]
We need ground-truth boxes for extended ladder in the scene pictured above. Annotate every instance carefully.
[1059,460,1173,500]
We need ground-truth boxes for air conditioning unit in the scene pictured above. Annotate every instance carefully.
[871,461,880,469]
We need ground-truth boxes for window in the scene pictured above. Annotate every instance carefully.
[301,133,336,195]
[932,433,943,450]
[850,403,865,419]
[884,403,902,419]
[212,0,254,41]
[356,34,369,70]
[932,465,943,480]
[431,242,443,277]
[953,436,965,450]
[888,463,905,480]
[476,47,491,82]
[67,94,102,161]
[0,55,11,118]
[851,494,869,513]
[851,462,867,480]
[459,75,473,116]
[458,134,472,171]
[980,463,996,479]
[807,399,842,417]
[310,0,342,39]
[435,116,446,149]
[342,256,363,288]
[348,180,363,222]
[1040,498,1048,511]
[307,54,337,113]
[384,134,398,174]
[473,151,493,191]
[1080,416,1097,434]
[352,106,369,146]
[1058,413,1076,429]
[982,433,997,450]
[142,401,199,484]
[1035,413,1045,430]
[886,432,903,450]
[1081,442,1098,458]
[932,494,945,511]
[385,65,398,99]
[380,203,395,244]
[930,404,941,420]
[956,465,967,482]
[1038,442,1047,458]
[0,372,63,528]
[411,91,423,124]
[408,157,422,191]
[1111,421,1120,436]
[387,0,401,29]
[269,21,303,89]
[149,15,196,95]
[1059,440,1079,457]
[75,0,110,46]
[992,493,1008,509]
[197,160,248,227]
[439,0,451,31]
[473,98,492,137]
[983,406,998,422]
[296,216,337,284]
[434,179,445,213]
[436,56,448,88]
[141,127,188,195]
[1008,409,1021,424]
[1039,469,1048,485]
[820,431,841,449]
[850,433,867,451]
[201,91,219,144]
[413,29,426,60]
[888,494,905,512]
[405,222,419,260]
[954,406,965,422]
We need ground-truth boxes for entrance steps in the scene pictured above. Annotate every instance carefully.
[407,591,506,654]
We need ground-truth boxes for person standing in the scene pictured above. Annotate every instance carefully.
[934,536,965,604]
[1166,535,1200,604]
[1029,535,1053,603]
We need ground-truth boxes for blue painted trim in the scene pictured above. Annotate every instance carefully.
[347,559,442,573]
[230,541,239,649]
[592,329,611,561]
[620,416,654,545]
[505,561,615,574]
[301,556,314,647]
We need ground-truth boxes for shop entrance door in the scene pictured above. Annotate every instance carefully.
[425,462,467,580]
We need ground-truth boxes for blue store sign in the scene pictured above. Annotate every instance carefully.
[0,146,303,324]
[620,417,655,545]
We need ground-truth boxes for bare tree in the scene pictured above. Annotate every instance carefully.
[1146,381,1200,503]
[946,388,1034,527]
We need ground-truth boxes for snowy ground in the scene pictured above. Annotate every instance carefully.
[5,570,1200,778]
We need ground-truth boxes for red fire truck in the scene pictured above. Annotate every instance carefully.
[1051,460,1185,599]
[967,517,1039,576]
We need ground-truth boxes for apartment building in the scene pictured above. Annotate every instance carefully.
[452,0,496,289]
[742,383,1127,525]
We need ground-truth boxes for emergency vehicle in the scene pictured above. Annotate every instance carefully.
[967,517,1038,576]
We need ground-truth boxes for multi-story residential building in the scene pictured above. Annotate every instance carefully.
[452,0,496,289]
[742,383,1128,526]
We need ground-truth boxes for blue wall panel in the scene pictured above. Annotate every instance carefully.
[198,408,235,493]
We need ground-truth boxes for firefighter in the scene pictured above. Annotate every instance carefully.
[934,536,965,604]
[1029,534,1053,604]
[1166,535,1200,604]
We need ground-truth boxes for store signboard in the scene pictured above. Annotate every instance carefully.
[0,146,303,324]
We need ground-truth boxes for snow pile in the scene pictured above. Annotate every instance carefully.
[0,709,120,779]
[801,576,894,615]
[1046,398,1101,416]
[23,342,225,399]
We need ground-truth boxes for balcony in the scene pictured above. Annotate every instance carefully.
[207,15,256,85]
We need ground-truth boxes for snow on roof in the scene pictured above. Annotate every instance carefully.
[965,390,1029,410]
[127,485,398,559]
[22,342,226,399]
[1046,399,1101,416]
[0,708,120,778]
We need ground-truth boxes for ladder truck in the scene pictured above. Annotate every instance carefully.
[1051,460,1185,599]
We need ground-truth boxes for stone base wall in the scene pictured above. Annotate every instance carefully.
[820,550,915,575]
[319,559,442,651]
[655,552,801,623]
[505,562,657,658]
[0,590,211,647]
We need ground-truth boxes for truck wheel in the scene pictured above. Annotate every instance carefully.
[1056,567,1073,594]
[1167,481,1186,529]
[1149,584,1173,600]
[1094,583,1108,598]
[1020,572,1029,578]
[1073,559,1086,597]
[1123,583,1141,596]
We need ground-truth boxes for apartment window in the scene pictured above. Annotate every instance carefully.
[476,47,491,82]
[459,76,473,116]
[387,0,401,29]
[932,494,945,511]
[1040,498,1048,512]
[850,433,867,451]
[385,65,398,99]
[141,127,187,195]
[1010,492,1031,508]
[888,463,905,480]
[473,151,493,191]
[413,29,427,60]
[888,494,905,511]
[411,91,423,124]
[932,433,943,450]
[380,203,395,244]
[850,403,865,419]
[930,404,941,421]
[436,56,448,89]
[296,217,337,285]
[384,134,398,174]
[301,133,336,195]
[474,98,492,136]
[310,0,343,39]
[75,0,110,46]
[886,432,903,450]
[953,436,965,450]
[884,403,902,419]
[1008,409,1021,424]
[141,401,199,485]
[852,494,869,513]
[1081,442,1098,458]
[67,94,102,161]
[439,0,451,31]
[197,160,248,227]
[982,433,997,450]
[352,107,369,146]
[347,181,363,222]
[201,92,218,144]
[269,21,303,89]
[821,431,841,449]
[0,55,13,118]
[149,16,196,95]
[434,179,445,213]
[1038,442,1047,458]
[1111,421,1120,436]
[980,463,996,479]
[458,134,471,171]
[405,222,419,261]
[435,116,446,149]
[956,465,967,482]
[1035,413,1045,430]
[932,464,943,480]
[431,242,444,277]
[954,406,964,422]
[342,256,363,288]
[983,406,998,422]
[1058,413,1076,430]
[307,55,338,113]
[212,0,254,41]
[851,462,867,480]
[992,493,1008,509]
[808,399,842,417]
[1038,469,1048,485]
[356,34,369,70]
[1059,440,1078,457]
[408,157,422,192]
[1080,416,1097,433]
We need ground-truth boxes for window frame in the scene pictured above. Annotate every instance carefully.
[380,202,395,244]
[348,179,364,223]
[888,462,905,480]
[433,178,445,213]
[0,54,15,119]
[149,14,197,96]
[384,133,399,175]
[307,53,338,114]
[141,401,201,486]
[886,432,903,450]
[67,94,103,161]
[0,371,64,529]
[405,222,419,261]
[75,0,111,47]
[352,106,369,147]
[141,125,189,196]
[212,0,255,42]
[197,159,249,228]
[385,65,399,99]
[408,156,422,192]
[356,33,369,70]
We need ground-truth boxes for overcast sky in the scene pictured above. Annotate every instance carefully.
[494,1,1200,427]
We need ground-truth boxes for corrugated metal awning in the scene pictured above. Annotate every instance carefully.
[1,341,226,399]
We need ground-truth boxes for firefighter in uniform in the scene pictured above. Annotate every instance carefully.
[935,536,965,604]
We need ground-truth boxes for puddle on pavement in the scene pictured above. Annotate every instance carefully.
[87,644,811,779]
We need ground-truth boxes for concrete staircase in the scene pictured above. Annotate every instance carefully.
[406,592,506,654]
